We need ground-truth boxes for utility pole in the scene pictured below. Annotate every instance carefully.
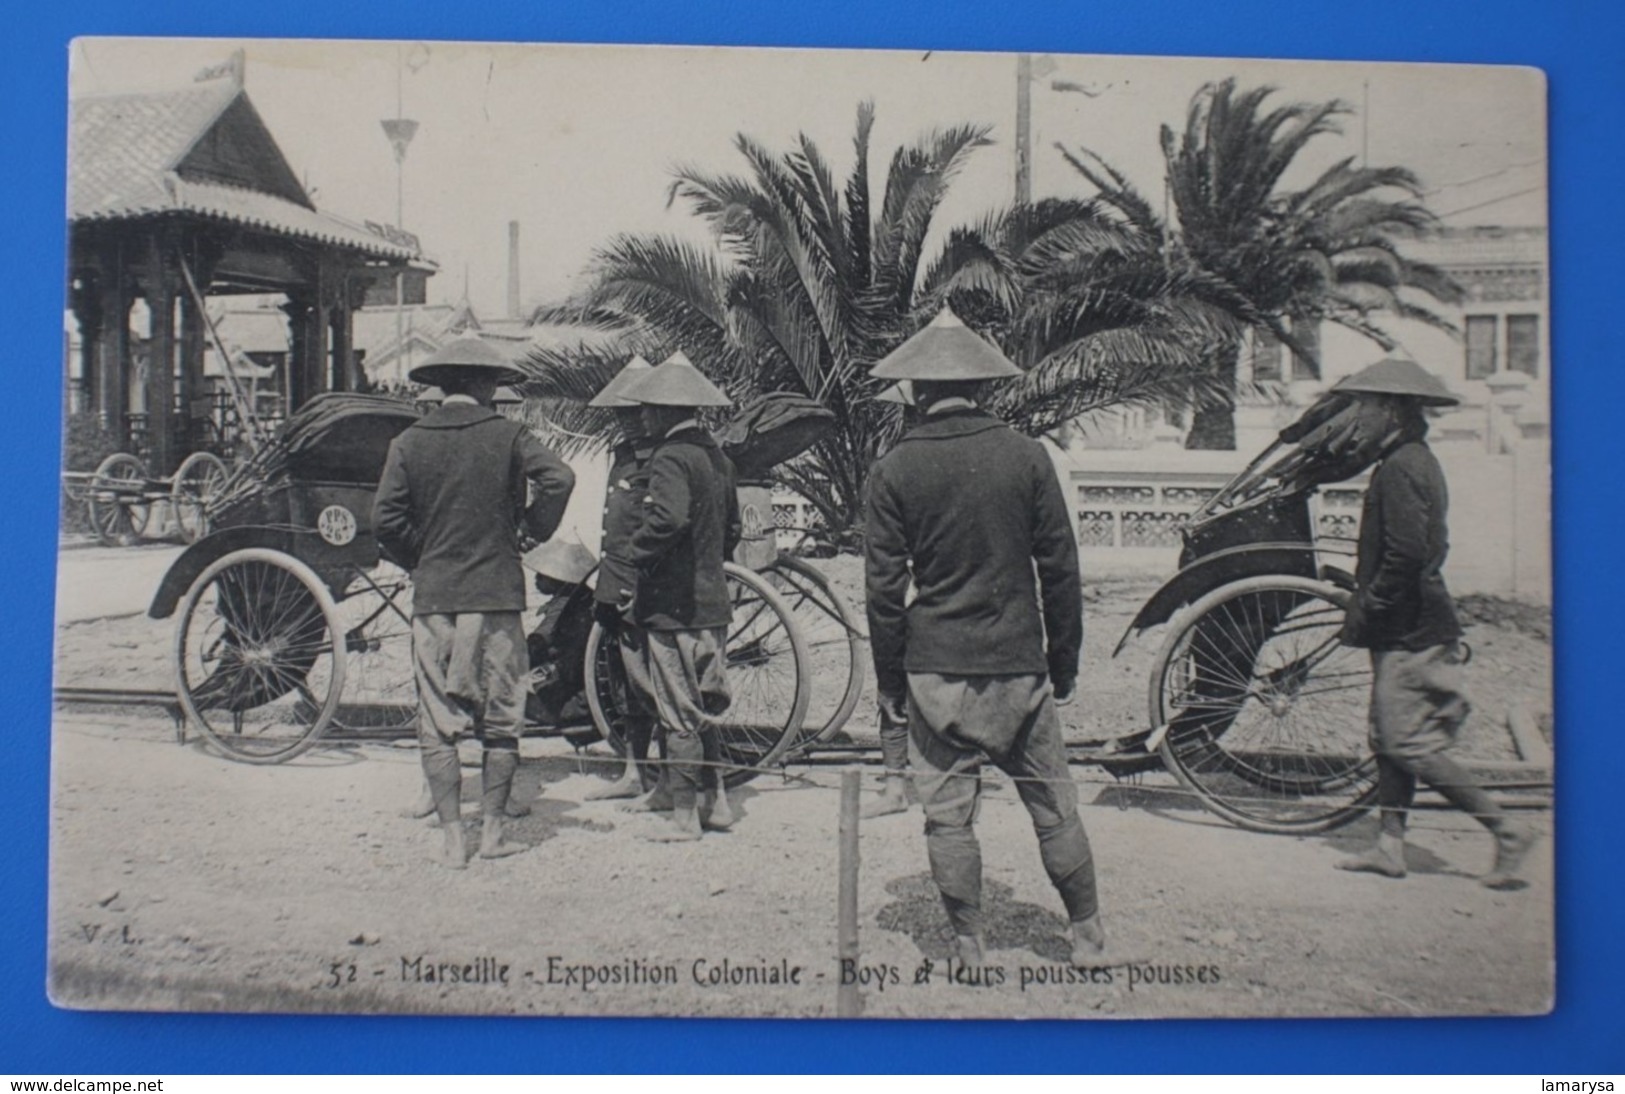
[381,46,419,386]
[1015,53,1033,206]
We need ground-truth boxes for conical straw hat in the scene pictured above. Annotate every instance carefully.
[523,540,598,585]
[1332,358,1461,407]
[876,381,915,406]
[870,307,1021,381]
[621,350,733,408]
[408,337,526,386]
[587,355,655,408]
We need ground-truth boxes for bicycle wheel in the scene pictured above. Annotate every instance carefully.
[326,562,418,738]
[174,548,345,763]
[1149,574,1378,834]
[87,452,150,546]
[761,554,865,747]
[171,451,229,544]
[585,561,810,788]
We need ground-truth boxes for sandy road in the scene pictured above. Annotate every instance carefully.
[48,703,1551,1020]
[49,553,1554,1019]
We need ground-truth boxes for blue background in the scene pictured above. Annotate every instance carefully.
[4,0,1621,1075]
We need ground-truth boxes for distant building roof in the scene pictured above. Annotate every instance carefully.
[69,82,424,262]
[206,301,292,355]
[1406,226,1546,269]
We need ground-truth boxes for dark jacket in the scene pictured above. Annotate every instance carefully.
[628,425,741,631]
[595,439,654,607]
[1341,437,1463,651]
[372,402,576,615]
[864,407,1083,700]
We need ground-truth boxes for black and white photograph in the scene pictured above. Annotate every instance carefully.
[50,37,1552,1020]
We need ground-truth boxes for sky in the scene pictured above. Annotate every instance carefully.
[69,38,1548,320]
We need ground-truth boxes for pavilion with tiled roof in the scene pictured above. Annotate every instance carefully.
[66,69,433,471]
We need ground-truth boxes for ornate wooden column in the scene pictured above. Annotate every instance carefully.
[68,271,102,420]
[143,229,179,475]
[310,259,332,397]
[94,238,131,448]
[282,294,313,412]
[330,268,358,392]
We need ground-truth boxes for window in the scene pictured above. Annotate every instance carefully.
[1506,314,1541,378]
[1289,317,1320,381]
[1251,329,1283,381]
[1465,314,1498,379]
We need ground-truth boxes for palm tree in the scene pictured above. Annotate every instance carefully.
[523,105,1234,532]
[1063,79,1464,450]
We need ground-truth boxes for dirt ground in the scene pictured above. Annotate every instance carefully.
[49,554,1554,1019]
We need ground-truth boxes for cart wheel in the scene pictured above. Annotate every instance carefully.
[761,554,865,749]
[326,563,418,738]
[87,452,150,546]
[585,562,810,788]
[1149,574,1378,834]
[171,451,229,544]
[174,548,346,764]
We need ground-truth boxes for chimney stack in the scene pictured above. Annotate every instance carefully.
[507,221,521,321]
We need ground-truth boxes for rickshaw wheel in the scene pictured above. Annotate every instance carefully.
[88,452,150,546]
[1150,574,1378,834]
[174,548,346,764]
[585,562,811,789]
[325,563,418,739]
[171,451,229,545]
[760,553,865,749]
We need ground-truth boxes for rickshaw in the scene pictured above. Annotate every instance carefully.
[65,449,231,546]
[146,392,859,783]
[1108,389,1406,834]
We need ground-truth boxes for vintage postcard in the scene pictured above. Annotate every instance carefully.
[51,37,1551,1018]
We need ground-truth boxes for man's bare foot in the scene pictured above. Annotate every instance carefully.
[1336,848,1407,878]
[1068,915,1142,967]
[1482,824,1539,890]
[954,934,986,969]
[585,774,643,801]
[619,787,672,814]
[701,790,735,831]
[643,807,703,842]
[478,820,529,860]
[861,780,908,818]
[400,787,436,821]
[434,825,468,870]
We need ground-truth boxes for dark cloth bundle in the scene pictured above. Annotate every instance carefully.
[717,393,837,481]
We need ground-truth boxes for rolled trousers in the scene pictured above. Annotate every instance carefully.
[907,671,1098,937]
[1367,643,1498,834]
[412,611,527,750]
[625,626,730,801]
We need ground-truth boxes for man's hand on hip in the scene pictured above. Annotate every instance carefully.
[1052,675,1077,707]
[878,691,908,726]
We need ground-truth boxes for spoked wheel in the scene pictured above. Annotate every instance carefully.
[174,548,345,763]
[760,554,865,749]
[1150,574,1378,834]
[87,452,150,546]
[171,451,229,544]
[585,561,810,788]
[326,563,418,738]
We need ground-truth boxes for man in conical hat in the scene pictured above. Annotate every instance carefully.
[618,351,740,840]
[1332,358,1538,889]
[374,337,577,867]
[865,306,1116,968]
[581,355,666,803]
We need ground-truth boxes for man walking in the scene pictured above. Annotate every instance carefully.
[1331,358,1538,889]
[865,308,1112,968]
[374,338,576,868]
[620,351,739,842]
